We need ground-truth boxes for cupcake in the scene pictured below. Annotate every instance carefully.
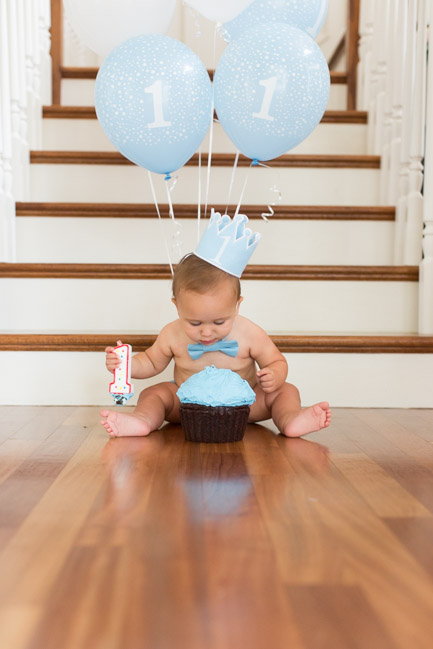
[177,365,256,443]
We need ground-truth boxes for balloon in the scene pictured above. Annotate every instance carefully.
[223,0,328,41]
[95,35,213,176]
[183,0,254,23]
[62,0,176,57]
[214,23,330,162]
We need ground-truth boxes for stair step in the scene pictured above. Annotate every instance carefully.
[59,69,348,110]
[0,266,418,333]
[59,67,349,83]
[0,263,417,281]
[1,333,432,353]
[30,151,380,168]
[15,203,395,266]
[41,109,368,155]
[1,347,432,407]
[30,157,380,205]
[15,202,395,221]
[42,106,367,124]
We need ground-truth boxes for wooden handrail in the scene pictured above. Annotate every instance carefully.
[346,0,360,110]
[50,0,63,105]
[50,0,360,110]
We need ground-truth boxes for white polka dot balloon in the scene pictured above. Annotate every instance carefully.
[95,35,213,176]
[223,0,328,42]
[214,22,330,162]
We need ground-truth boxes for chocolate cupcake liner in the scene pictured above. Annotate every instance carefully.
[179,403,250,443]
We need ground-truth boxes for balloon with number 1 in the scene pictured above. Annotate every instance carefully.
[95,35,213,176]
[213,22,330,163]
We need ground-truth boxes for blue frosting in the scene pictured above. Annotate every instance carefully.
[177,365,256,407]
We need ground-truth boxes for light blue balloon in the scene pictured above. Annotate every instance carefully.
[95,35,212,176]
[223,0,328,41]
[214,23,330,162]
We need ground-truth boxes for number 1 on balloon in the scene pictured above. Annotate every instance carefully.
[145,80,172,129]
[253,76,277,122]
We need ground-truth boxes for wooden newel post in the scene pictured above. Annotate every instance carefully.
[347,0,360,110]
[50,0,62,105]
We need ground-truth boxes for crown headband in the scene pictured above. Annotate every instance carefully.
[194,209,261,278]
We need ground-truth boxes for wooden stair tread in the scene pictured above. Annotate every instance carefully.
[1,333,432,353]
[60,66,348,85]
[43,105,368,124]
[0,263,419,281]
[15,202,395,221]
[30,151,381,168]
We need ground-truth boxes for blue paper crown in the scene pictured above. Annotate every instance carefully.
[194,209,261,278]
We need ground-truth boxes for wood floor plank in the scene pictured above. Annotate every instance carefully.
[1,408,433,648]
[286,584,396,649]
[330,451,432,518]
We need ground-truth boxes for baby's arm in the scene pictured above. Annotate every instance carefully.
[248,324,288,393]
[105,325,174,380]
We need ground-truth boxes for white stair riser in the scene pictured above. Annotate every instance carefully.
[16,217,395,266]
[30,164,380,206]
[61,78,348,111]
[0,279,418,334]
[41,119,367,156]
[1,351,432,407]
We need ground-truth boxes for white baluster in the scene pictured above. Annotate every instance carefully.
[357,0,374,111]
[387,0,407,206]
[404,0,427,265]
[0,0,17,262]
[419,5,433,333]
[379,0,397,205]
[39,0,52,106]
[394,0,418,263]
[14,0,30,200]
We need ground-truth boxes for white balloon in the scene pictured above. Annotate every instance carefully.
[62,0,177,57]
[184,0,254,23]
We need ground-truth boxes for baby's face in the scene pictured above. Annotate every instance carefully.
[174,283,241,345]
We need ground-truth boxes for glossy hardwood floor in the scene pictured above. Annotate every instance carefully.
[1,406,433,649]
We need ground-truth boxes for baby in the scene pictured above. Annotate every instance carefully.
[100,253,331,438]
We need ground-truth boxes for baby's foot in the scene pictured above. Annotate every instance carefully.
[100,410,152,438]
[282,402,331,438]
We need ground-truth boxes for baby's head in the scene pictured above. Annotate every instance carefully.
[172,254,242,344]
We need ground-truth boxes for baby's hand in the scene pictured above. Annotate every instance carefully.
[105,340,123,373]
[256,367,278,393]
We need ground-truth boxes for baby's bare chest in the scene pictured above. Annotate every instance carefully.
[173,343,256,386]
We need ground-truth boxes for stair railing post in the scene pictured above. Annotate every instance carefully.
[379,0,397,205]
[404,0,428,265]
[387,0,407,207]
[0,0,17,262]
[419,5,433,333]
[394,0,418,263]
[39,0,52,106]
[357,0,374,112]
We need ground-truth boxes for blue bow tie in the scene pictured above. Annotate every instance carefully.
[188,338,238,360]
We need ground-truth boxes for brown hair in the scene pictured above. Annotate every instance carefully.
[172,254,241,301]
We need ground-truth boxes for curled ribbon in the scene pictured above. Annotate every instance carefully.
[250,160,282,222]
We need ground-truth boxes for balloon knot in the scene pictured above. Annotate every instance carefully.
[164,173,172,181]
[251,159,259,167]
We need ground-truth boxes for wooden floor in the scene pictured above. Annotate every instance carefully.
[1,408,433,649]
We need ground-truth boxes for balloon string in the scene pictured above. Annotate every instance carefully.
[164,175,183,261]
[225,151,240,215]
[147,170,173,276]
[253,161,282,222]
[204,98,215,218]
[234,166,250,218]
[197,149,202,243]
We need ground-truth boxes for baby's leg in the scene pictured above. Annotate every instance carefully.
[254,383,331,437]
[270,383,331,437]
[100,382,180,438]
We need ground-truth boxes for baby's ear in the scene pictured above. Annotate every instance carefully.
[236,296,244,312]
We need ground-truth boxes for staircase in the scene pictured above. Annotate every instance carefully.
[1,7,433,408]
